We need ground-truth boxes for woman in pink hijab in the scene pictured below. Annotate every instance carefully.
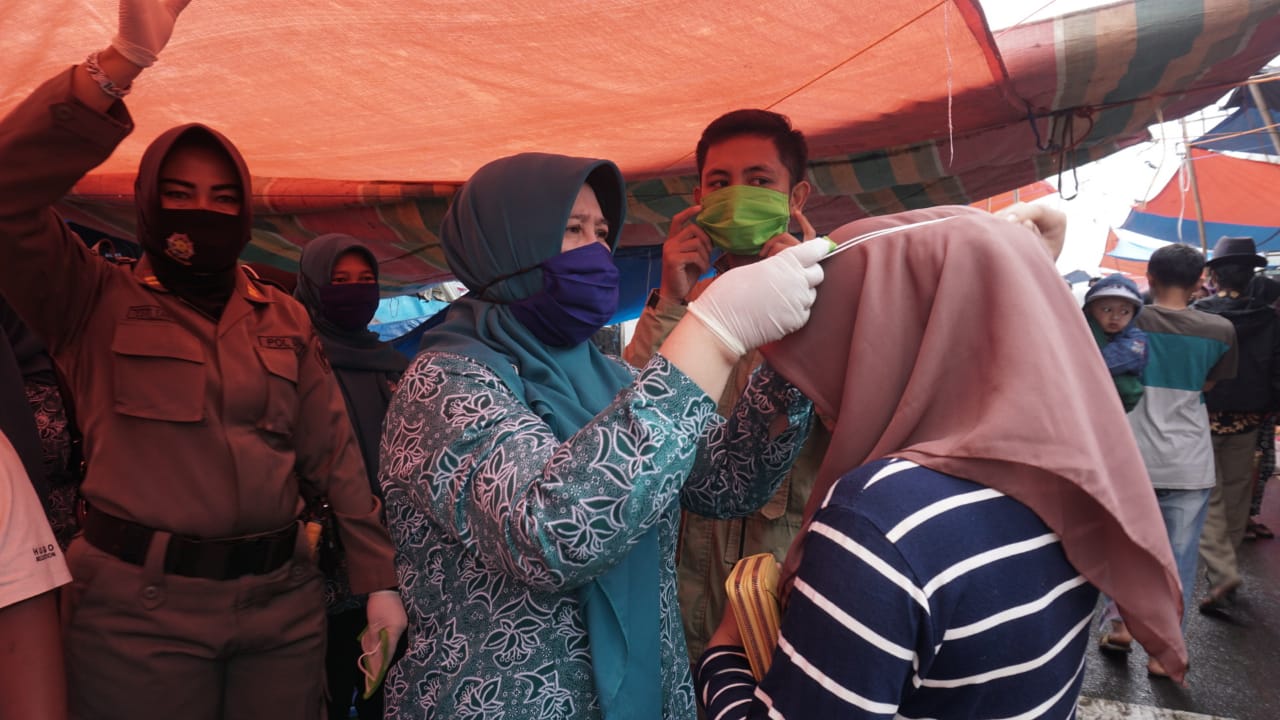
[696,206,1187,719]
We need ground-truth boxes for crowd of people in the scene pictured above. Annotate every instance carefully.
[1094,236,1280,676]
[0,2,1272,719]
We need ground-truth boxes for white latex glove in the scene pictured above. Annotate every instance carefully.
[687,237,831,355]
[112,0,194,68]
[365,589,408,654]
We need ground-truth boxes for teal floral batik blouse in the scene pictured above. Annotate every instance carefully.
[379,351,812,720]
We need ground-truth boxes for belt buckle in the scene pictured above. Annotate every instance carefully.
[232,536,272,577]
[164,525,294,580]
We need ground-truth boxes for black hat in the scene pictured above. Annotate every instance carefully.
[1207,236,1266,268]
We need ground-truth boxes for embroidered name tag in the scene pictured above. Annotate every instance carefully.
[126,305,171,321]
[259,335,303,351]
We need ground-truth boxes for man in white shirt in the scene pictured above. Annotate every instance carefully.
[0,429,71,720]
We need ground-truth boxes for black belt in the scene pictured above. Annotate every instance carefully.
[82,506,298,581]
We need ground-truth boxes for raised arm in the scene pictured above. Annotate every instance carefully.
[0,0,192,352]
[72,0,192,112]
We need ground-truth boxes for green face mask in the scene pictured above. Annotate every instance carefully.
[695,185,792,255]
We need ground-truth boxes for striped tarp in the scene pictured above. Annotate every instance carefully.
[1122,147,1280,252]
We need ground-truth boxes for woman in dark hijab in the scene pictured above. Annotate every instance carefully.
[296,235,407,492]
[295,234,408,720]
[378,152,830,719]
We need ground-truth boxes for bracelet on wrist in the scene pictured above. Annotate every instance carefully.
[83,51,131,100]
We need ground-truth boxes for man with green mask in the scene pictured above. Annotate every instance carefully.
[623,109,829,664]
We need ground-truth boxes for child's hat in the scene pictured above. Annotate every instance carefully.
[1084,274,1143,309]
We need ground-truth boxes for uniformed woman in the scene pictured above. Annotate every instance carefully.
[0,2,406,717]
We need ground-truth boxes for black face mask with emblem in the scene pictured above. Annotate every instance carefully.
[134,125,255,321]
[149,209,246,273]
[142,209,247,320]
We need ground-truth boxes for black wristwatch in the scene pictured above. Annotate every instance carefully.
[646,288,687,309]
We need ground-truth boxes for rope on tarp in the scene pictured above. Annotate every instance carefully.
[1024,103,1095,201]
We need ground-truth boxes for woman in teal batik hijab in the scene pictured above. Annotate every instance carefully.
[378,152,830,719]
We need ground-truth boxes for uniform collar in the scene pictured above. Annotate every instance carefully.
[235,265,274,305]
[134,255,274,305]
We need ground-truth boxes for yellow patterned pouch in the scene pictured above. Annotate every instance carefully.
[724,553,782,681]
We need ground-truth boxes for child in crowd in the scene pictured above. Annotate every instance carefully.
[1084,274,1149,411]
[1099,244,1235,678]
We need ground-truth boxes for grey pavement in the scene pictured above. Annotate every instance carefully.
[1080,485,1280,720]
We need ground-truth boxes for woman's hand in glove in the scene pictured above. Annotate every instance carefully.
[687,238,831,356]
[73,0,193,111]
[659,238,830,397]
[113,0,194,68]
[366,589,408,653]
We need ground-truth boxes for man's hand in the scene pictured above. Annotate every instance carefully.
[759,207,816,259]
[1002,202,1067,261]
[659,205,713,303]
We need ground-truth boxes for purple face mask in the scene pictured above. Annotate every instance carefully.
[319,282,381,331]
[509,243,619,347]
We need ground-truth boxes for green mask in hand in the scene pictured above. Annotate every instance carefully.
[695,185,792,255]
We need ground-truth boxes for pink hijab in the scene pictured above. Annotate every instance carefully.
[761,205,1188,682]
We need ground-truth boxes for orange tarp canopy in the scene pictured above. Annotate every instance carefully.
[4,0,1011,182]
[6,0,1280,292]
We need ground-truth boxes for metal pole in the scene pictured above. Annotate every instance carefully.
[1181,117,1209,252]
[1247,81,1280,156]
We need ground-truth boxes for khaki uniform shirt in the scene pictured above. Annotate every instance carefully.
[623,277,830,659]
[0,69,395,594]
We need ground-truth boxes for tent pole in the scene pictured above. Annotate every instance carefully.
[1247,82,1280,156]
[1181,117,1209,252]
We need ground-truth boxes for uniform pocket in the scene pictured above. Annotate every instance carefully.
[256,345,300,437]
[110,323,206,422]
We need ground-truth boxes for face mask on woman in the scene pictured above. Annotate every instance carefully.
[508,242,620,347]
[318,283,381,332]
[150,208,245,273]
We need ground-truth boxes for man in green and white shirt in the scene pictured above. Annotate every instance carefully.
[1101,243,1236,677]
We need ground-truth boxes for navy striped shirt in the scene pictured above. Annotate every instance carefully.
[697,458,1098,719]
